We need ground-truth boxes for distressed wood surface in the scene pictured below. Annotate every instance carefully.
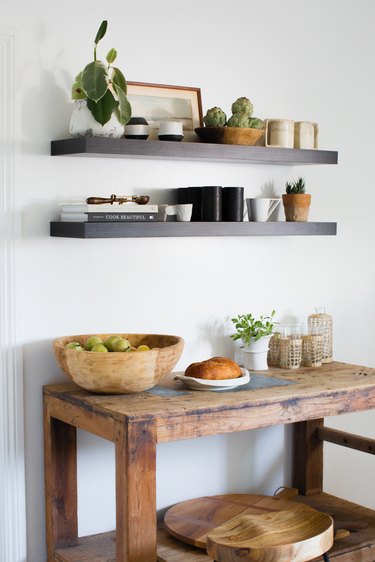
[317,426,375,455]
[50,492,375,562]
[115,418,157,562]
[293,492,375,561]
[44,400,78,559]
[44,361,375,562]
[45,394,115,441]
[157,528,212,562]
[44,362,375,443]
[293,420,324,495]
[53,529,212,562]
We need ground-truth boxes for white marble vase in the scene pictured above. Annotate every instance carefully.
[69,99,124,138]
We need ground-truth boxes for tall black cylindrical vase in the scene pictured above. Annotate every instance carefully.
[176,186,202,221]
[201,186,222,221]
[222,187,244,221]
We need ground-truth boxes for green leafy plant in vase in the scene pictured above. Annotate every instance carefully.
[70,20,132,138]
[282,177,311,222]
[230,310,276,371]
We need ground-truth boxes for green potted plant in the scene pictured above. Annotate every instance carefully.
[70,20,132,138]
[230,310,276,370]
[282,177,311,222]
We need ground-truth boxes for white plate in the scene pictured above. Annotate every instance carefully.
[174,368,250,391]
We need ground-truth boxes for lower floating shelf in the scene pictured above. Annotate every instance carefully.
[50,221,337,239]
[52,492,375,562]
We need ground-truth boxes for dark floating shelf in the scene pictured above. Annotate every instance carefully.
[50,221,337,239]
[51,137,338,166]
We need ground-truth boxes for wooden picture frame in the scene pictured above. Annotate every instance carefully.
[126,82,203,142]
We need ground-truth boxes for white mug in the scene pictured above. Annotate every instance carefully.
[165,204,193,222]
[294,121,318,149]
[265,119,294,148]
[246,198,281,222]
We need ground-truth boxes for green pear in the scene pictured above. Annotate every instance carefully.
[90,344,108,353]
[65,341,83,350]
[112,338,131,352]
[85,335,103,350]
[103,335,121,351]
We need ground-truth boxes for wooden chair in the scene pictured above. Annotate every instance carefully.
[205,504,334,561]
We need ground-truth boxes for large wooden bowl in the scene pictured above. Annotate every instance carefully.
[195,126,264,146]
[53,333,184,394]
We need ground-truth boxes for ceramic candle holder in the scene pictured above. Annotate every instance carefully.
[158,121,184,142]
[124,117,150,140]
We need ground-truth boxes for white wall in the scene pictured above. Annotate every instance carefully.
[1,0,375,560]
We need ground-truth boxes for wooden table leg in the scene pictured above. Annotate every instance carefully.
[44,396,78,561]
[115,418,157,562]
[292,419,324,495]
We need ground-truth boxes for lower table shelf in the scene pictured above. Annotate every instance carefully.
[52,492,375,562]
[50,221,337,238]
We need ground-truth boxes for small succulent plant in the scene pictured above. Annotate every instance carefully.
[203,106,227,127]
[285,177,306,194]
[231,96,253,116]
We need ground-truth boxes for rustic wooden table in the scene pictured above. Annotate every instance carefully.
[43,361,375,562]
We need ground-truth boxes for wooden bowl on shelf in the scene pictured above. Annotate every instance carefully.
[53,333,184,394]
[194,126,264,146]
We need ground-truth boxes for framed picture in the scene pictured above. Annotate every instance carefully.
[126,82,203,142]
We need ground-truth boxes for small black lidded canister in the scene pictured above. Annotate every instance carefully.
[201,186,222,221]
[222,187,244,221]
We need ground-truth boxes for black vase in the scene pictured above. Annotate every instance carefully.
[176,187,202,221]
[222,187,244,221]
[201,186,222,221]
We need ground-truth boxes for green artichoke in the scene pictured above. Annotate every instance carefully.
[203,106,227,127]
[226,113,251,128]
[248,117,264,130]
[231,97,253,117]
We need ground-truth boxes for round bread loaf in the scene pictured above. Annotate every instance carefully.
[185,357,241,380]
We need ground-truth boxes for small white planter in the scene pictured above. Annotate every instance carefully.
[242,335,272,371]
[69,99,124,138]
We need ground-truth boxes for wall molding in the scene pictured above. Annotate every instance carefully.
[0,28,27,562]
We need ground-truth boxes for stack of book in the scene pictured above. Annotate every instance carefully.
[60,203,160,222]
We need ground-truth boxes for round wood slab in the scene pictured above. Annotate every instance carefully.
[164,493,333,551]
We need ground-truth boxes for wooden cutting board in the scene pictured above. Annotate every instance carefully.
[206,507,333,562]
[164,493,330,550]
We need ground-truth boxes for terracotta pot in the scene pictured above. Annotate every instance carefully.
[282,193,311,222]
